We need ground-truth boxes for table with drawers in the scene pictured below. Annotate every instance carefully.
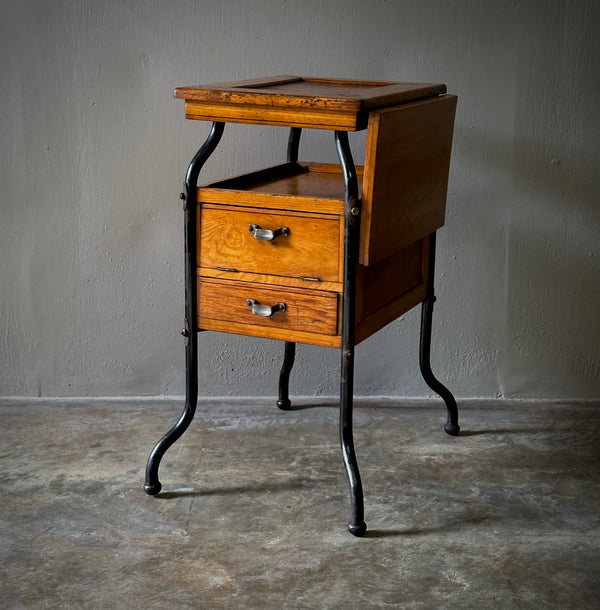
[144,76,460,537]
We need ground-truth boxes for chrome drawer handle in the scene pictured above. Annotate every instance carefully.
[248,224,290,242]
[246,299,287,317]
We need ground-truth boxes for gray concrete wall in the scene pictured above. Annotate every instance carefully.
[1,0,599,400]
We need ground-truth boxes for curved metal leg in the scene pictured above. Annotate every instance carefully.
[145,122,225,495]
[419,232,460,437]
[272,128,303,412]
[276,341,296,410]
[336,131,366,537]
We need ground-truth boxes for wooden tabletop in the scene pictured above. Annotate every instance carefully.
[174,76,447,130]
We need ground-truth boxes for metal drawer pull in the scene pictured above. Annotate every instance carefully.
[248,224,289,241]
[246,299,287,317]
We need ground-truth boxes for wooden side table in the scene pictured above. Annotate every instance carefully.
[144,76,460,537]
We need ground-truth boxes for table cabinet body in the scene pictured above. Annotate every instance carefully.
[194,91,456,347]
[145,76,460,537]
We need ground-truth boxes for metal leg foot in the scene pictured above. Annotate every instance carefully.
[144,395,197,495]
[276,341,296,410]
[419,232,460,436]
[348,521,368,537]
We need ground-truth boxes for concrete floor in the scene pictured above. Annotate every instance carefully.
[0,398,599,609]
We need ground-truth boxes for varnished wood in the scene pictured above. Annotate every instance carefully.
[355,283,428,345]
[198,267,343,294]
[204,162,361,200]
[242,163,362,199]
[360,95,457,265]
[300,162,364,176]
[182,78,456,346]
[420,234,431,285]
[198,278,339,338]
[197,187,345,215]
[175,76,446,110]
[176,76,447,131]
[198,204,342,283]
[197,318,342,349]
[185,100,362,131]
[197,237,431,348]
[355,239,424,323]
[197,162,360,215]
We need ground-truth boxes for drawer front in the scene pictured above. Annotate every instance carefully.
[199,205,341,282]
[198,278,339,336]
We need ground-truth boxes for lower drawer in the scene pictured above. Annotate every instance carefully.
[198,278,339,338]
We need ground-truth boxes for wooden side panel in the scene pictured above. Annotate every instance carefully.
[360,95,457,266]
[354,237,427,343]
[357,239,424,321]
[355,284,428,345]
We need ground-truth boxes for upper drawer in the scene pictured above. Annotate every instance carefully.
[198,204,342,283]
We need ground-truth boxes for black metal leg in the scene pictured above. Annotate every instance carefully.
[419,232,460,437]
[287,127,302,163]
[271,129,303,412]
[335,131,366,537]
[276,341,296,410]
[144,122,225,495]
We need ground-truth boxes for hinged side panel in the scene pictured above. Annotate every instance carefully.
[360,95,457,266]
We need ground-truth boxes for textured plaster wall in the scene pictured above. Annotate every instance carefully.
[1,0,599,400]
